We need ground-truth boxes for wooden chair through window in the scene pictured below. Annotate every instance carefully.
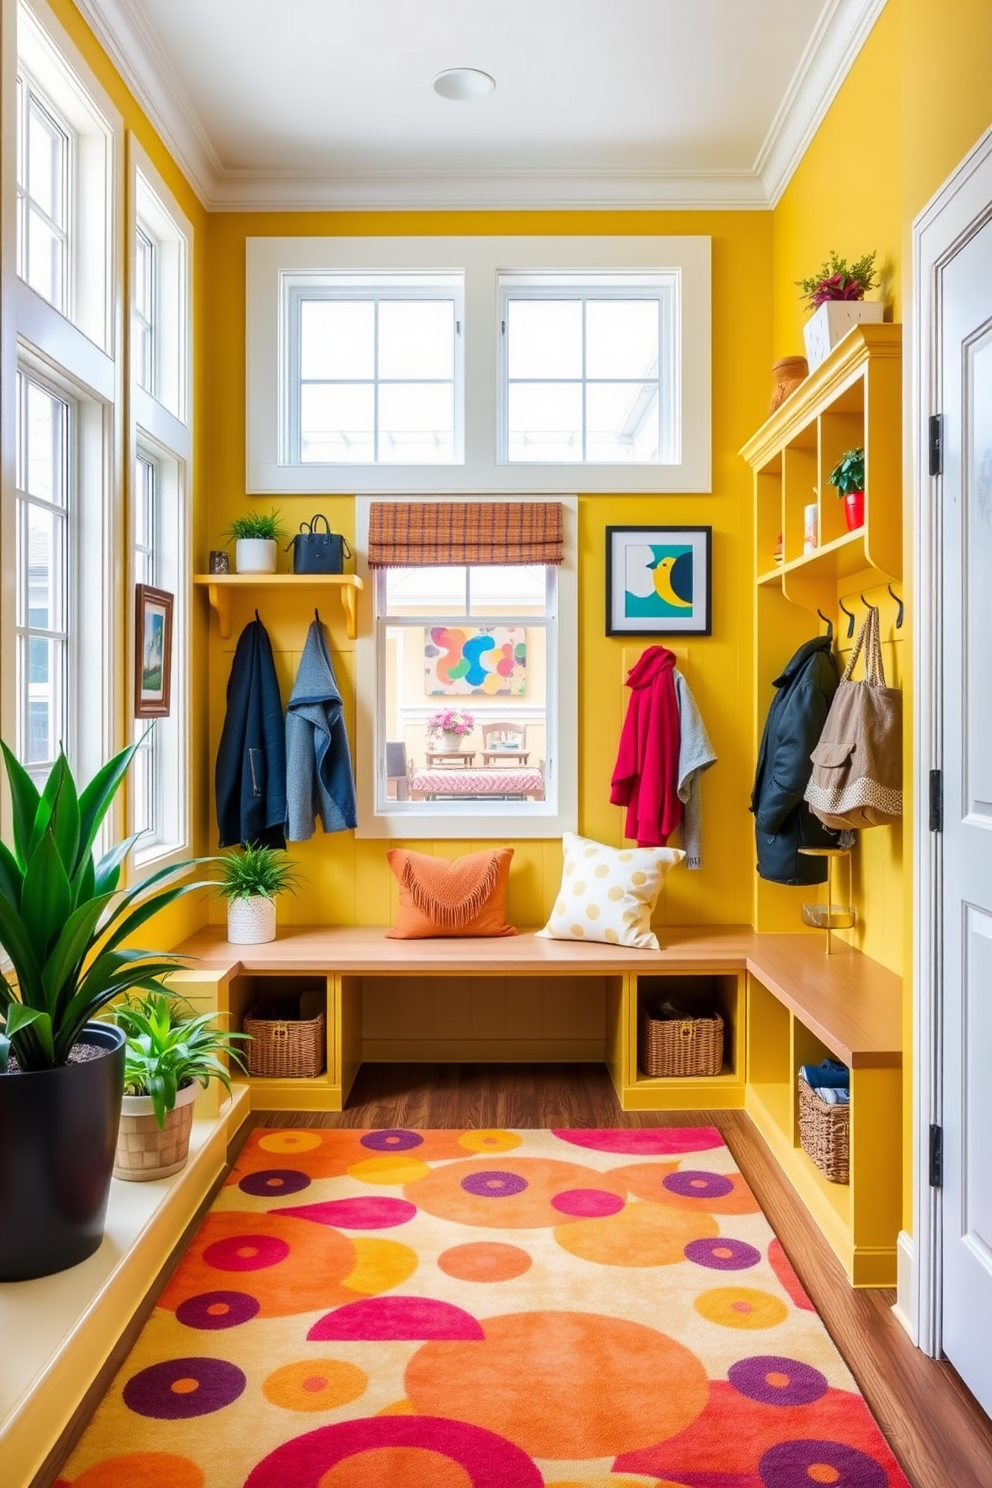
[480,721,529,766]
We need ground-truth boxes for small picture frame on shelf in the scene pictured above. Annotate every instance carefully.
[134,584,174,718]
[606,526,712,636]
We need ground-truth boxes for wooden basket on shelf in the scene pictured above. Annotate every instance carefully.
[798,1075,850,1183]
[638,1007,724,1078]
[245,989,326,1078]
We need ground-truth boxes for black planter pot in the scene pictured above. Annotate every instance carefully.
[0,1022,126,1282]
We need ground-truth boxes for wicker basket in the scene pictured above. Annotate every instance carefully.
[798,1075,850,1183]
[638,1007,724,1078]
[245,989,326,1078]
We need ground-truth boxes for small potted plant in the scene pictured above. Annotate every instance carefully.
[828,446,866,531]
[223,508,286,574]
[217,843,301,944]
[796,251,881,370]
[113,991,249,1181]
[425,706,476,754]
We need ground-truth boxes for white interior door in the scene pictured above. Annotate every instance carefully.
[940,208,992,1415]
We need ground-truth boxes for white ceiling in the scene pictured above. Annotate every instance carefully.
[78,0,886,210]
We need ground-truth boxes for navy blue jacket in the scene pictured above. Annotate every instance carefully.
[215,617,287,849]
[750,636,839,885]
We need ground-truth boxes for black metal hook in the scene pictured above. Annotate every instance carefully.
[314,607,321,624]
[861,594,879,610]
[816,608,833,642]
[254,608,260,622]
[887,584,904,629]
[838,597,856,639]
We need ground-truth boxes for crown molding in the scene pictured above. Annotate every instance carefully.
[73,0,220,205]
[79,0,882,213]
[207,165,770,213]
[755,0,889,207]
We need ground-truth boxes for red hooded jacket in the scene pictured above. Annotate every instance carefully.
[610,646,682,847]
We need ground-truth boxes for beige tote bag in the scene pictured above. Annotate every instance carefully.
[804,605,902,830]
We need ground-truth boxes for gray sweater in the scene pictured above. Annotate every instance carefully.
[674,670,717,870]
[285,619,357,841]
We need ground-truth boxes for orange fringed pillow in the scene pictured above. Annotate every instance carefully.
[385,847,516,939]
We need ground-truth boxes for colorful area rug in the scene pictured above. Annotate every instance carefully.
[59,1127,910,1488]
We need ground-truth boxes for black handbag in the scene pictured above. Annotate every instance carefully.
[287,515,352,575]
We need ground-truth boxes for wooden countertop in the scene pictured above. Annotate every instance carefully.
[174,923,902,1068]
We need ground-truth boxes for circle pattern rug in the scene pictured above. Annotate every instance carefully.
[57,1128,910,1488]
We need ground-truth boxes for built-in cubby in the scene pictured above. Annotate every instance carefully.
[622,970,745,1111]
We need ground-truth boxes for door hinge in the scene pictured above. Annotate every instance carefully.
[929,769,943,832]
[929,1123,943,1188]
[929,414,944,477]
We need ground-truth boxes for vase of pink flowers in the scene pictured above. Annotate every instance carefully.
[426,707,475,753]
[796,250,882,371]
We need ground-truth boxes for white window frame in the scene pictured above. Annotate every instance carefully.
[16,0,115,354]
[128,136,192,871]
[354,495,578,840]
[15,75,70,317]
[133,151,189,424]
[286,274,464,466]
[247,236,711,494]
[2,0,122,803]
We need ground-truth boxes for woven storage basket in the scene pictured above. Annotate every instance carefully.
[245,990,326,1078]
[638,1007,724,1078]
[798,1074,850,1183]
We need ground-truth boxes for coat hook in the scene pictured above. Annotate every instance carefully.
[816,608,834,642]
[838,597,856,639]
[887,583,904,629]
[314,607,321,624]
[254,608,260,622]
[860,593,878,610]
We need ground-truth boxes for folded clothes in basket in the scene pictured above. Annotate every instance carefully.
[813,1086,849,1104]
[799,1058,849,1087]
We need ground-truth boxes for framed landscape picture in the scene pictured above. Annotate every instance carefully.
[134,584,174,717]
[606,525,712,636]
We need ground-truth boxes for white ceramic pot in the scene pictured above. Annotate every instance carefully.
[114,1081,199,1182]
[435,732,463,753]
[235,538,277,574]
[802,300,884,371]
[227,894,277,944]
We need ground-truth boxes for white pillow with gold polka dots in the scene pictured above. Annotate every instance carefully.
[536,831,685,950]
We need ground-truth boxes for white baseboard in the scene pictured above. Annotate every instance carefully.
[892,1229,917,1341]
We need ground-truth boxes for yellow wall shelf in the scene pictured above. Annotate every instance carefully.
[194,572,364,639]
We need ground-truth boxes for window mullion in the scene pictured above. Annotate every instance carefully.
[373,296,380,463]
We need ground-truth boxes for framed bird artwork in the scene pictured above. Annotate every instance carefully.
[605,526,712,636]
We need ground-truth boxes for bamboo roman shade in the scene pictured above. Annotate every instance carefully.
[368,501,564,568]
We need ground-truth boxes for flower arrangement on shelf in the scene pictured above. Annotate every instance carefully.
[796,251,877,312]
[425,707,475,740]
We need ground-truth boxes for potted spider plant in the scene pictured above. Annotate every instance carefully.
[223,508,286,574]
[796,251,881,370]
[217,843,301,944]
[828,446,866,531]
[0,741,212,1280]
[113,991,249,1181]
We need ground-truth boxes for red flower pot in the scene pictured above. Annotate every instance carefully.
[843,490,865,531]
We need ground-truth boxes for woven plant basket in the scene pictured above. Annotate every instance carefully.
[798,1075,850,1184]
[245,993,326,1079]
[638,1008,724,1078]
[114,1082,199,1182]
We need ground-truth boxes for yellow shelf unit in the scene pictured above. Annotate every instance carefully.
[194,572,363,640]
[620,969,746,1111]
[741,323,903,933]
[745,973,901,1287]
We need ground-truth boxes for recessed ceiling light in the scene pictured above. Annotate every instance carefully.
[432,68,495,102]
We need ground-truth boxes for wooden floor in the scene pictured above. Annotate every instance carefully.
[38,1063,992,1488]
[251,1062,992,1488]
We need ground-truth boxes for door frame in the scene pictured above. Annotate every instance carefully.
[912,122,992,1359]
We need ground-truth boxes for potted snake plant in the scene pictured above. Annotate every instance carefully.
[217,843,301,944]
[113,991,248,1181]
[0,741,212,1280]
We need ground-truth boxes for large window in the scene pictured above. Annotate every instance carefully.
[129,145,193,868]
[247,236,711,494]
[289,276,462,464]
[3,2,121,795]
[355,498,577,840]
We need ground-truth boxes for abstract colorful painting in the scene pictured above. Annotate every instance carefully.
[606,525,712,636]
[57,1127,911,1488]
[425,626,526,695]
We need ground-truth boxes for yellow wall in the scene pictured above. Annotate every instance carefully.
[773,0,992,1229]
[202,209,772,930]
